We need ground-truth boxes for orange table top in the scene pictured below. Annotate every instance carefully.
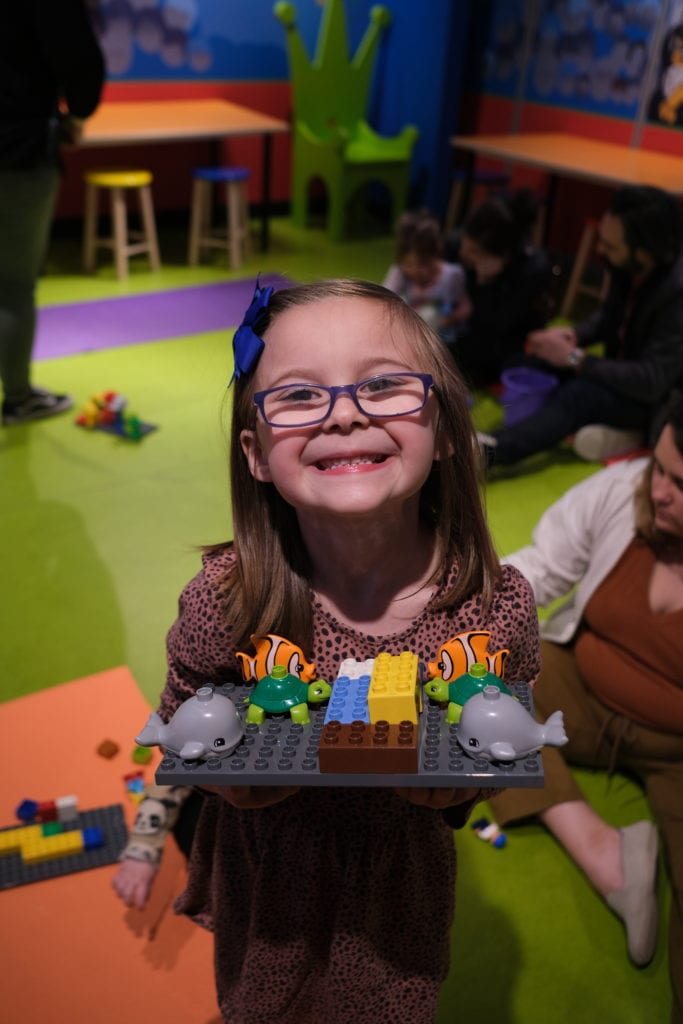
[84,98,289,146]
[0,668,218,1024]
[452,132,683,196]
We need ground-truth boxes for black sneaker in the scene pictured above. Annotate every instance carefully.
[2,387,74,426]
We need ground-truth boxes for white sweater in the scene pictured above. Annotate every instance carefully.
[503,458,649,644]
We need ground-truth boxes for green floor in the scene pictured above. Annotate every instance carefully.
[2,217,670,1022]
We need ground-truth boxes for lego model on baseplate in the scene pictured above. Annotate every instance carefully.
[151,632,560,789]
[0,804,127,889]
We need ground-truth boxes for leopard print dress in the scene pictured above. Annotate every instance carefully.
[159,547,540,1024]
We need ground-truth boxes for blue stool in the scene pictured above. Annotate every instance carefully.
[188,166,251,268]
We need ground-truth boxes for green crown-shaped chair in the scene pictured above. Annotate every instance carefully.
[274,0,418,241]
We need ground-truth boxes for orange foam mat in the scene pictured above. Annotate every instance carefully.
[0,667,219,1024]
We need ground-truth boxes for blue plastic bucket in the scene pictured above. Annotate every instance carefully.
[500,367,559,426]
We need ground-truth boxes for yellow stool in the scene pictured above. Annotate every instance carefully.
[187,167,251,269]
[82,169,161,279]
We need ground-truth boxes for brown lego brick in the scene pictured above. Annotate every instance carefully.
[318,719,418,773]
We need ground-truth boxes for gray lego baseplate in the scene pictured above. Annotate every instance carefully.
[0,804,128,890]
[155,682,545,788]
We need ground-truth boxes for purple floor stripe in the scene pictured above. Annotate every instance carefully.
[34,274,291,360]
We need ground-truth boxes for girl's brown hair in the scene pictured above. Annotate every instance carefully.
[218,279,500,652]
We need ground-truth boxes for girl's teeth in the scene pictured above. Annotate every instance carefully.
[321,456,383,469]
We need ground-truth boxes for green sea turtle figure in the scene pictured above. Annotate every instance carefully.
[245,664,331,725]
[424,662,511,724]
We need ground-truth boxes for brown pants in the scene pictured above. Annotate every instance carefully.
[490,641,683,1024]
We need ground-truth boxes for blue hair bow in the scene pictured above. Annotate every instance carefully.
[230,275,274,382]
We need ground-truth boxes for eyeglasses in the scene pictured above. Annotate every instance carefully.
[253,373,435,428]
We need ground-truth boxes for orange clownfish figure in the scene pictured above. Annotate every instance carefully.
[236,633,317,683]
[426,630,509,683]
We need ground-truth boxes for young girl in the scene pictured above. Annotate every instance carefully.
[115,279,540,1024]
[382,210,472,345]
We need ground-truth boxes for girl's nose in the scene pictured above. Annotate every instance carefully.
[322,392,369,431]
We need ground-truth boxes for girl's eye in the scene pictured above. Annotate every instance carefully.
[277,386,324,403]
[363,375,404,394]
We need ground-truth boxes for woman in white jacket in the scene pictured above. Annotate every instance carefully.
[491,395,683,1024]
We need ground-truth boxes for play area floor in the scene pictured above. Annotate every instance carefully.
[0,216,670,1023]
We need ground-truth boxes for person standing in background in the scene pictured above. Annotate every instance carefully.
[0,0,104,426]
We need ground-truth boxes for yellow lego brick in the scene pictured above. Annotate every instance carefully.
[367,652,421,724]
[22,831,84,865]
[0,825,42,855]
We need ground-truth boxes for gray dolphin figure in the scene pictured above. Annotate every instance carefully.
[136,686,244,760]
[457,685,568,762]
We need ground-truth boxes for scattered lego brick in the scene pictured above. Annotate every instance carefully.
[22,830,85,865]
[318,720,418,773]
[15,800,39,823]
[41,822,63,837]
[36,800,58,823]
[56,795,79,823]
[97,739,120,759]
[367,652,421,724]
[471,816,507,849]
[131,745,153,765]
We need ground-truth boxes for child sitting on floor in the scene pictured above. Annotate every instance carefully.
[383,210,472,346]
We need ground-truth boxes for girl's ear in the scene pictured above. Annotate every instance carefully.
[240,429,272,482]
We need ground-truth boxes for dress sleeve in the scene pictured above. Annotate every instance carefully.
[488,566,541,684]
[158,548,242,723]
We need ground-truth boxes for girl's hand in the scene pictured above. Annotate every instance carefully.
[200,785,301,809]
[112,858,158,910]
[394,787,476,810]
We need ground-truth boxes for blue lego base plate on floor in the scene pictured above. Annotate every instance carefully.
[155,682,545,788]
[0,804,128,889]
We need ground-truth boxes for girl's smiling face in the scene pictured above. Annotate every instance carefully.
[240,296,440,522]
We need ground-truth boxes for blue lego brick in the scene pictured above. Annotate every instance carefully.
[0,805,128,890]
[16,799,39,822]
[154,681,545,789]
[324,674,372,725]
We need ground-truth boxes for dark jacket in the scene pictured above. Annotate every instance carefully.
[576,249,683,405]
[456,245,553,387]
[0,0,104,170]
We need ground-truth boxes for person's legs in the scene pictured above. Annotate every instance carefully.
[490,642,659,965]
[490,641,611,824]
[0,165,60,404]
[641,754,683,1023]
[485,376,651,466]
